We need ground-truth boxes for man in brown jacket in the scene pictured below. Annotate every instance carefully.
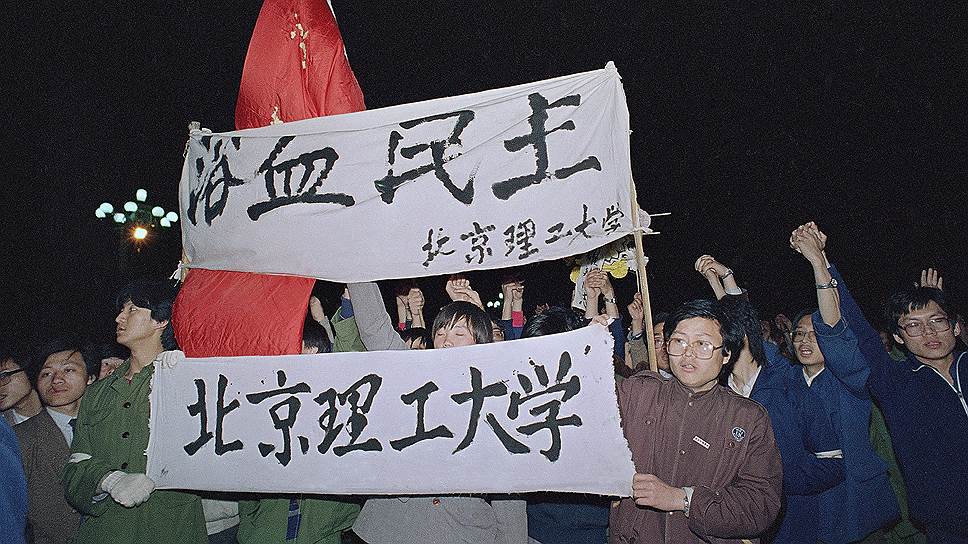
[610,299,783,543]
[15,338,96,544]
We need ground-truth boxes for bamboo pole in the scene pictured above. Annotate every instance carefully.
[628,177,657,372]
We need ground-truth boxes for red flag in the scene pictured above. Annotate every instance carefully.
[174,0,365,358]
[235,0,365,129]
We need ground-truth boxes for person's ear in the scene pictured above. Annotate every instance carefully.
[893,333,905,345]
[721,350,731,365]
[953,320,962,338]
[152,318,170,333]
[87,375,96,385]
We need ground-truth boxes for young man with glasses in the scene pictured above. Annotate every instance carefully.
[610,299,783,543]
[789,227,901,543]
[1,350,43,426]
[793,222,967,542]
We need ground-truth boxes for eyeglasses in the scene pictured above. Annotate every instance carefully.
[792,330,817,343]
[899,317,952,337]
[0,368,26,386]
[652,335,665,347]
[666,338,723,359]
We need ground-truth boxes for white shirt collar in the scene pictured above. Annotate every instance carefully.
[803,366,825,386]
[729,365,762,398]
[46,407,75,445]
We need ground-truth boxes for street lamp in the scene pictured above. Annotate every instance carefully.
[94,188,178,243]
[95,188,178,273]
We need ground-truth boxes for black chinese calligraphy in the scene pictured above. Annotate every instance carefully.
[183,375,243,456]
[451,367,529,455]
[187,136,244,226]
[247,136,355,220]
[390,381,454,451]
[314,374,383,456]
[460,222,496,264]
[246,370,312,467]
[503,219,538,260]
[509,351,582,461]
[492,93,602,200]
[422,227,456,268]
[374,110,478,205]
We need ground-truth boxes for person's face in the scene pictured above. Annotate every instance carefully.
[894,301,960,362]
[37,350,92,408]
[433,317,477,349]
[652,321,669,371]
[99,357,124,380]
[406,337,427,350]
[793,315,825,367]
[667,317,729,393]
[301,342,318,355]
[115,300,166,348]
[0,358,34,411]
[491,322,505,343]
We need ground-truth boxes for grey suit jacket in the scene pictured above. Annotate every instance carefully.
[14,409,80,544]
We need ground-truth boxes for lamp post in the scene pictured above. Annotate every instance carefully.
[95,188,179,273]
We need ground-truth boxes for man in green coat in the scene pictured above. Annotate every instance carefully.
[64,281,206,544]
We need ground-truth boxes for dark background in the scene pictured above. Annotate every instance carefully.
[4,2,966,344]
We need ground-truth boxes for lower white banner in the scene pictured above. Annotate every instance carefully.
[146,324,635,496]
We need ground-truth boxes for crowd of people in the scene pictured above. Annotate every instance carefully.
[2,221,966,544]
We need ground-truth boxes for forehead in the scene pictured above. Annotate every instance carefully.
[672,317,722,339]
[795,315,814,329]
[43,350,84,368]
[438,317,470,332]
[901,300,946,321]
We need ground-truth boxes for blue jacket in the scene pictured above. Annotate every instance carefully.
[829,265,968,542]
[527,495,609,544]
[754,344,845,543]
[810,314,900,542]
[1,416,27,544]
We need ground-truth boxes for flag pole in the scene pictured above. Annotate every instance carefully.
[628,177,657,372]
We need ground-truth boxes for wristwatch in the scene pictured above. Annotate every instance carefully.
[815,278,838,290]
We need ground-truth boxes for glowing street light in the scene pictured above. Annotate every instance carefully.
[132,226,148,240]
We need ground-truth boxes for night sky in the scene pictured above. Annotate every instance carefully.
[4,2,966,345]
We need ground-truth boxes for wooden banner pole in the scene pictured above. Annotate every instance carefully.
[628,177,657,372]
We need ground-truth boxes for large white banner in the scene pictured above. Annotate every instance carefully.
[147,325,635,496]
[180,63,634,282]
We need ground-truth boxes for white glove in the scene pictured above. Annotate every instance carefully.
[100,471,156,507]
[157,350,185,370]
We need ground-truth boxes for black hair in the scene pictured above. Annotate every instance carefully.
[792,308,817,333]
[718,298,766,368]
[663,299,744,369]
[431,301,493,345]
[400,327,432,348]
[31,336,90,386]
[884,287,955,335]
[115,280,179,350]
[521,306,583,338]
[301,317,332,354]
[652,311,671,327]
[1,345,36,379]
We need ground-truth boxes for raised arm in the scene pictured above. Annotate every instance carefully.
[346,282,408,352]
[790,223,890,392]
